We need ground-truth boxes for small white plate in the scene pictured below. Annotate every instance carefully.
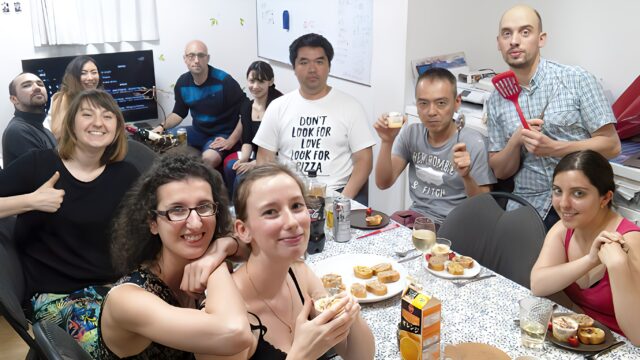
[422,254,482,279]
[311,253,407,303]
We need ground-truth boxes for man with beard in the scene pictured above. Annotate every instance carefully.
[2,72,56,168]
[486,5,620,230]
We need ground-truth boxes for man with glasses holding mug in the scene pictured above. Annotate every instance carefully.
[153,40,246,169]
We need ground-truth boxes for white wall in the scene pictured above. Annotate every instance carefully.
[2,0,639,215]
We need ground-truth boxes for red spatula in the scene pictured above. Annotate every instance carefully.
[491,70,530,129]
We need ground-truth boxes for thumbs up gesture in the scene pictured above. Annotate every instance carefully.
[31,171,65,213]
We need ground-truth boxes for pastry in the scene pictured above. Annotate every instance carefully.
[353,265,373,279]
[452,255,474,269]
[365,214,383,226]
[321,273,344,290]
[377,269,400,283]
[446,262,464,275]
[571,313,595,329]
[371,263,392,275]
[578,327,605,345]
[350,283,367,298]
[552,316,579,342]
[365,279,388,296]
[431,243,451,257]
[314,296,342,313]
[427,256,446,271]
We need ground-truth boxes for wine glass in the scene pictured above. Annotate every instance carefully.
[412,217,437,254]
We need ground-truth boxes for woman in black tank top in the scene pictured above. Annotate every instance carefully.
[218,163,375,360]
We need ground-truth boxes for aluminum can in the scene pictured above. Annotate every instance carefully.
[176,128,187,145]
[333,197,351,243]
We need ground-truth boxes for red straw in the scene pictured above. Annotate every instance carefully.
[356,223,400,239]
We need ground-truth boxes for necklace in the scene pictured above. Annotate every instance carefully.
[245,261,294,333]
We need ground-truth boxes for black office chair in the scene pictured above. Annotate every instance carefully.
[32,320,92,360]
[124,138,159,174]
[438,192,546,288]
[0,218,41,359]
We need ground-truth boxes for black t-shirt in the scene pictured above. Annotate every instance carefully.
[0,149,140,298]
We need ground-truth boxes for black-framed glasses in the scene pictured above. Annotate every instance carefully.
[152,202,218,221]
[185,52,208,60]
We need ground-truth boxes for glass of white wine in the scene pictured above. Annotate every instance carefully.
[412,217,437,254]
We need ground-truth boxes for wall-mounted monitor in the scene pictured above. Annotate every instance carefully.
[21,50,158,123]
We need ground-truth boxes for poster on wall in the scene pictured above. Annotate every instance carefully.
[256,0,373,86]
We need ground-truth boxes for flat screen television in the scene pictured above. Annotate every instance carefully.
[21,50,158,123]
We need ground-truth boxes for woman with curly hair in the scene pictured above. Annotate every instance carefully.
[50,55,103,139]
[97,153,252,359]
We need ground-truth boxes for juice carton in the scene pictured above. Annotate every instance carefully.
[398,281,441,360]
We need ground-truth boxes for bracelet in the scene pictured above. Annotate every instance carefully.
[158,123,166,130]
[230,235,240,257]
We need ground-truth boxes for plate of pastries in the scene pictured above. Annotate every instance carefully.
[350,208,390,230]
[422,249,481,279]
[547,313,616,352]
[312,253,407,303]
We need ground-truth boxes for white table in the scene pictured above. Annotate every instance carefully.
[306,222,640,359]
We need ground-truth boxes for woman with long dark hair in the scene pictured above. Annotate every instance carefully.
[531,150,640,345]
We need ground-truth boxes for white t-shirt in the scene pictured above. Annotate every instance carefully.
[253,88,375,192]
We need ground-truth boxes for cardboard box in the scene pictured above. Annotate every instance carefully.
[399,283,441,360]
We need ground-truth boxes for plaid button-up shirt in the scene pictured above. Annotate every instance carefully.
[487,58,616,218]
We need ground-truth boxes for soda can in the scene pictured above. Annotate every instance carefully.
[333,197,351,243]
[176,128,187,145]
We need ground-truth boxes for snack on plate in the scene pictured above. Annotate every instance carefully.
[446,262,464,275]
[350,283,367,298]
[377,269,400,283]
[353,265,373,279]
[371,263,392,275]
[571,313,595,329]
[427,256,446,271]
[552,316,579,342]
[431,244,451,257]
[578,327,606,345]
[321,273,345,291]
[314,296,342,313]
[366,279,388,296]
[365,214,383,226]
[452,255,474,269]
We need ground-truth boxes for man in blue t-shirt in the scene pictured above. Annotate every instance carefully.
[153,40,246,168]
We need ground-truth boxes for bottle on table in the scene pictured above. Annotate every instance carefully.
[305,170,326,254]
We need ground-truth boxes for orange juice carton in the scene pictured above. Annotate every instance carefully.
[398,280,441,360]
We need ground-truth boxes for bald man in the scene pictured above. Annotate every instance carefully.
[154,40,246,168]
[486,5,620,229]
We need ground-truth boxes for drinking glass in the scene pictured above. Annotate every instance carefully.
[519,296,554,349]
[412,217,437,254]
[431,237,452,261]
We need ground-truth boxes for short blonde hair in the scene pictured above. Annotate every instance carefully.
[57,89,128,164]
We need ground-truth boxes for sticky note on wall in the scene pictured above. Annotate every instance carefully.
[283,10,289,31]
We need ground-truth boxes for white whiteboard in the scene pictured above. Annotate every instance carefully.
[256,0,372,86]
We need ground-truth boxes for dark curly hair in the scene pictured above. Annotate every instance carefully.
[111,153,232,275]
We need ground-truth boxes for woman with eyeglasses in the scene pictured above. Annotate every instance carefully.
[0,89,139,357]
[97,153,252,359]
[207,163,374,360]
[50,55,103,140]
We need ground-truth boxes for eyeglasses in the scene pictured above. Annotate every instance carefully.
[185,52,208,60]
[152,203,218,221]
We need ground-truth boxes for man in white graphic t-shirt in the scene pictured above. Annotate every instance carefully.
[253,33,375,204]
